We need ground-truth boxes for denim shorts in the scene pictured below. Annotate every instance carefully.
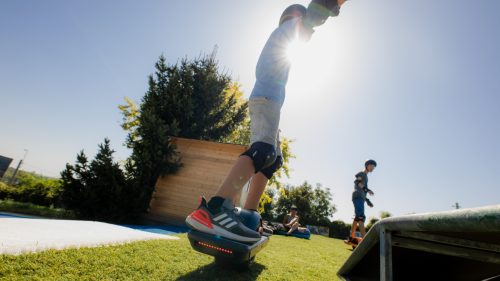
[353,199,365,216]
[248,97,281,156]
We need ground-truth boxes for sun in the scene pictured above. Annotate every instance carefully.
[287,40,307,62]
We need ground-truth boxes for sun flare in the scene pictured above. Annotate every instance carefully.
[286,40,307,62]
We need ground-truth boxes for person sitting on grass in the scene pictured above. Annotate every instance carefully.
[283,205,301,236]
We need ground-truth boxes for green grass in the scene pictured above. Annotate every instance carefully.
[0,200,75,219]
[0,234,353,280]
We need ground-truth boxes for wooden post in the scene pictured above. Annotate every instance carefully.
[380,227,393,281]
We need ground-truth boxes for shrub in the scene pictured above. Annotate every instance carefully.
[0,174,62,207]
[328,220,351,239]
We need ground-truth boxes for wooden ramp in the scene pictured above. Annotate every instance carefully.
[142,137,249,226]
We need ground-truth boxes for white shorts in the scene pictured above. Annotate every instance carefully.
[248,97,282,156]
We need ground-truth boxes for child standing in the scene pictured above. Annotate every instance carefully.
[186,0,348,242]
[347,159,377,245]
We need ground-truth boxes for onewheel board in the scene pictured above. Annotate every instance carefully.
[187,230,269,264]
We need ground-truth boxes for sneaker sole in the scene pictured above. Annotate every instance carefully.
[186,216,260,243]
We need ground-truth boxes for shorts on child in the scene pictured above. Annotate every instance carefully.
[353,199,365,216]
[249,97,281,156]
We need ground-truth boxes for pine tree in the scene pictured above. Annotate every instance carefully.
[125,49,249,215]
[60,138,140,222]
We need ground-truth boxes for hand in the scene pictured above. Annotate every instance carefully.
[368,191,374,196]
[367,201,374,208]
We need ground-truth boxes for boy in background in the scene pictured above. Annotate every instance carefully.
[347,159,377,245]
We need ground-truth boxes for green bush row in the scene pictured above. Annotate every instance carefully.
[0,174,62,208]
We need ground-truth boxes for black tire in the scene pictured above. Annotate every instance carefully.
[214,256,256,272]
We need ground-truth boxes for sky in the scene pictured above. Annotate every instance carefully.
[1,0,499,223]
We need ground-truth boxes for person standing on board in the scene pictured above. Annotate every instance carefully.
[186,0,349,242]
[346,159,377,245]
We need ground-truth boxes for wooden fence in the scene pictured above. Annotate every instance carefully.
[141,137,249,225]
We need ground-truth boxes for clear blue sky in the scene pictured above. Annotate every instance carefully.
[1,0,499,222]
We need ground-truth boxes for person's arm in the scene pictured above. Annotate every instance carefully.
[355,175,374,195]
[365,198,374,208]
[338,0,347,7]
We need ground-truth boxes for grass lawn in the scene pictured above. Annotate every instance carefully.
[0,233,352,280]
[0,200,74,219]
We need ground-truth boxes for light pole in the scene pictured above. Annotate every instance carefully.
[21,149,28,166]
[8,149,28,186]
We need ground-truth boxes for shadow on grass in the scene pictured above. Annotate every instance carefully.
[176,260,266,281]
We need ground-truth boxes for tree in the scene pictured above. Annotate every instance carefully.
[60,139,141,222]
[380,211,392,219]
[365,211,392,232]
[365,217,379,231]
[274,181,336,226]
[328,220,351,239]
[260,187,277,220]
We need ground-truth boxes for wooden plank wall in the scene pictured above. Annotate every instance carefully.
[149,137,250,223]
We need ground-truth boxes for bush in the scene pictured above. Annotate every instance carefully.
[60,138,142,223]
[0,174,62,207]
[328,220,351,239]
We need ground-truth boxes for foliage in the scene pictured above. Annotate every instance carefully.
[0,172,62,207]
[0,200,74,219]
[60,139,142,223]
[380,211,392,219]
[120,52,249,146]
[1,167,55,184]
[219,81,251,145]
[274,181,337,226]
[0,234,352,280]
[365,211,392,231]
[118,96,140,146]
[365,217,379,232]
[328,220,352,239]
[260,188,277,220]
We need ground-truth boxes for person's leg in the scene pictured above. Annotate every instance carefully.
[186,98,280,242]
[287,217,299,227]
[287,222,299,235]
[211,98,279,205]
[350,220,357,238]
[214,156,255,200]
[242,112,282,211]
[243,172,268,210]
[352,199,366,238]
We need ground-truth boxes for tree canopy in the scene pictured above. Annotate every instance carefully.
[265,181,337,226]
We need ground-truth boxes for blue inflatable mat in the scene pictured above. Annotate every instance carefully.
[119,225,190,236]
[276,227,311,239]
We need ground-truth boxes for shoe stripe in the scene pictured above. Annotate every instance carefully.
[213,213,227,221]
[219,217,232,225]
[225,221,237,228]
